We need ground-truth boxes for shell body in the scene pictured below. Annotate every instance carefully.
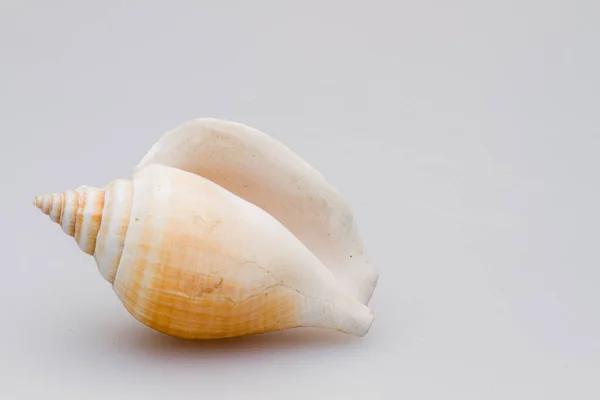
[134,118,378,305]
[35,164,373,339]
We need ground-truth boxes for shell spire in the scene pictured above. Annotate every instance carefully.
[34,186,106,255]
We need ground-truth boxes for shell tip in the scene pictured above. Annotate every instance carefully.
[33,195,43,211]
[33,194,52,216]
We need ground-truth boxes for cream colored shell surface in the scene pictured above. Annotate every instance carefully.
[33,118,378,340]
[134,118,378,305]
[111,165,373,338]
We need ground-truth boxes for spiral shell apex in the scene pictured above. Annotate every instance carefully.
[34,187,105,255]
[34,180,133,284]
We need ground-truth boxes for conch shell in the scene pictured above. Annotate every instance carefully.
[34,118,378,339]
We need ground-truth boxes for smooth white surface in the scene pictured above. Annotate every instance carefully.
[2,1,599,398]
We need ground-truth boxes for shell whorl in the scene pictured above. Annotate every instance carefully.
[34,179,133,284]
[34,186,105,255]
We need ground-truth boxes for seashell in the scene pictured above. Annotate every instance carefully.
[134,118,378,305]
[34,163,375,339]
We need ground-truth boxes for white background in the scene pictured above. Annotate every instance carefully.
[2,1,599,398]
